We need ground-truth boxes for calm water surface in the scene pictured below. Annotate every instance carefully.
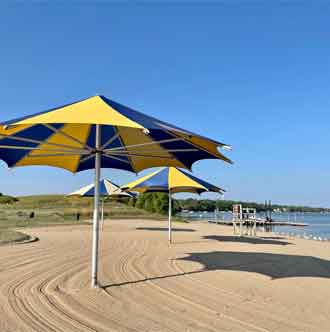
[178,211,330,240]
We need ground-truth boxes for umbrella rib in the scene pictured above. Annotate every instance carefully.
[80,154,94,163]
[0,145,90,154]
[27,152,89,158]
[102,154,131,164]
[104,138,183,152]
[113,127,137,173]
[104,151,174,159]
[43,124,94,151]
[100,132,120,150]
[0,134,89,153]
[111,148,198,154]
[166,130,232,163]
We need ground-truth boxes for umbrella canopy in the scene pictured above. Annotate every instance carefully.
[121,167,225,194]
[122,167,224,243]
[0,95,232,287]
[0,95,232,173]
[68,179,135,231]
[68,179,134,197]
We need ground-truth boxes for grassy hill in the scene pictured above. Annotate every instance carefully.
[0,194,186,244]
[0,194,170,231]
[0,194,18,204]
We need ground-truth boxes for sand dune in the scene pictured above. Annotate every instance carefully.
[0,219,330,332]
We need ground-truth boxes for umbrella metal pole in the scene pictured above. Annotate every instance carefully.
[168,191,172,243]
[101,198,104,231]
[91,124,101,288]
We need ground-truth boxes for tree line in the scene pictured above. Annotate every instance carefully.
[125,194,330,214]
[1,191,328,214]
[177,198,330,213]
[126,193,180,215]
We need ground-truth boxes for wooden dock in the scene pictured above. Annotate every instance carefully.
[208,220,309,227]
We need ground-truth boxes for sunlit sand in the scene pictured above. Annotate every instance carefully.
[0,219,329,332]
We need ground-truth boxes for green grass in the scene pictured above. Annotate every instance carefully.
[0,195,187,244]
[0,195,180,229]
[0,195,18,204]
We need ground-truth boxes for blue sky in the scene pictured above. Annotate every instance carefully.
[0,3,330,206]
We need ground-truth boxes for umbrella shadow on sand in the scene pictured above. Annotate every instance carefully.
[136,227,196,232]
[177,251,330,279]
[204,235,292,246]
[102,251,330,289]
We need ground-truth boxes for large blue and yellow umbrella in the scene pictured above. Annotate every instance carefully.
[121,167,225,243]
[0,95,232,287]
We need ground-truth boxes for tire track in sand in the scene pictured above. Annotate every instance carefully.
[0,222,326,332]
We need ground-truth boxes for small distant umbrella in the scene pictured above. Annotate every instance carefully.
[122,167,225,243]
[69,178,134,197]
[68,179,135,227]
[0,95,232,287]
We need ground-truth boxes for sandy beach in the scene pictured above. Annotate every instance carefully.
[0,219,330,332]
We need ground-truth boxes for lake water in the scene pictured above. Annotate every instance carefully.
[178,211,330,240]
